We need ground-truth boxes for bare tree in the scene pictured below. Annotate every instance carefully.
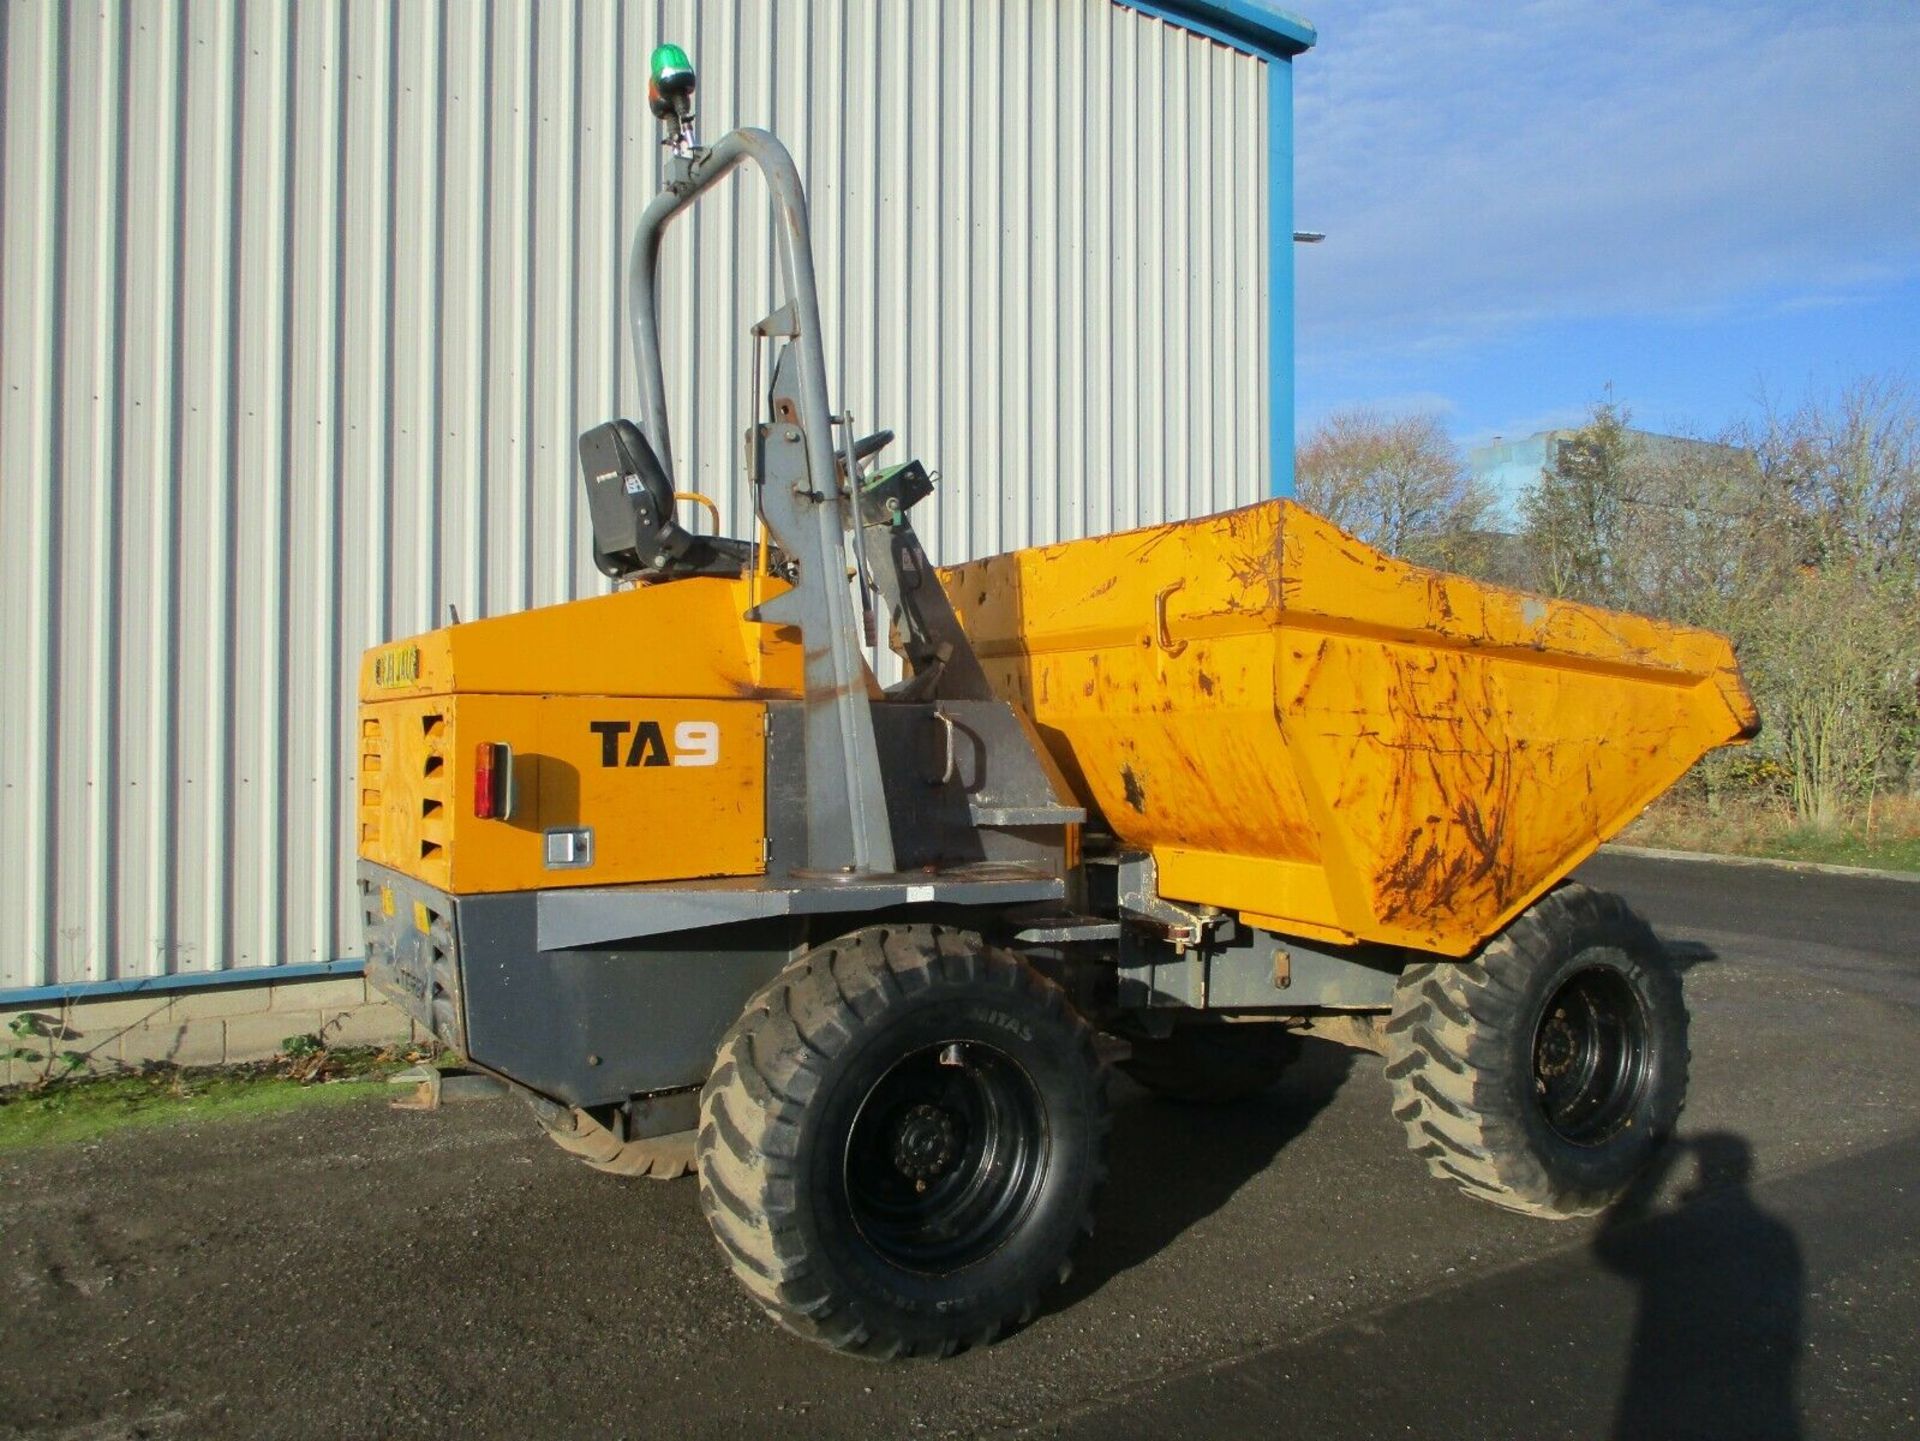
[1748,375,1920,584]
[1296,410,1495,568]
[1613,434,1797,628]
[1743,569,1920,828]
[1734,376,1920,822]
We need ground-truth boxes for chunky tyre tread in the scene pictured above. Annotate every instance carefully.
[697,924,1108,1360]
[537,1108,696,1180]
[1383,884,1689,1219]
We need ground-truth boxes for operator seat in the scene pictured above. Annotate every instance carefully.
[577,420,755,581]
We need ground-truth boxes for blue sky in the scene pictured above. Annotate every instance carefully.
[1290,0,1920,454]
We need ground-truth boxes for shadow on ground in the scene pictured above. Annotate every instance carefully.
[1664,937,1720,972]
[1596,1130,1805,1441]
[1056,1036,1357,1305]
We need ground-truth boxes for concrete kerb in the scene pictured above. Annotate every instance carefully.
[1602,841,1920,884]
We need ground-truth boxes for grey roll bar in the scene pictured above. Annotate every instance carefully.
[627,130,819,478]
[624,129,896,877]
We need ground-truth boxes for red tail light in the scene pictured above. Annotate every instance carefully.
[474,742,511,819]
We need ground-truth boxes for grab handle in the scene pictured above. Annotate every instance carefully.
[1153,580,1188,658]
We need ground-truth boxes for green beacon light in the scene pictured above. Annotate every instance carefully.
[649,43,698,153]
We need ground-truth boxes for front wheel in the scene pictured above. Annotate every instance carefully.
[697,924,1109,1358]
[1383,884,1688,1218]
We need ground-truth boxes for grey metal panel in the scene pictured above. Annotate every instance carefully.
[359,863,464,1054]
[357,860,797,1106]
[867,701,1083,872]
[1117,924,1403,1012]
[460,920,801,1107]
[537,867,1068,953]
[0,0,1272,989]
[1205,934,1403,1012]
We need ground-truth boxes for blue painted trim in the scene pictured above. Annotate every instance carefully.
[1267,54,1296,497]
[1,958,367,1009]
[1113,0,1316,57]
[1112,0,1312,498]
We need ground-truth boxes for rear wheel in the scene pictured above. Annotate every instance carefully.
[534,1105,695,1180]
[697,924,1108,1358]
[1382,884,1688,1218]
[1117,1021,1302,1103]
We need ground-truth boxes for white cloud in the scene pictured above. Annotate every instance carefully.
[1299,388,1459,426]
[1292,0,1920,363]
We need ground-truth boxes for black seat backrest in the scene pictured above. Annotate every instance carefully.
[578,420,688,579]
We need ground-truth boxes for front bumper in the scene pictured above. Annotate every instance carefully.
[359,863,466,1055]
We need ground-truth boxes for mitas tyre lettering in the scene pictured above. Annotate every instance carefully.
[695,923,1109,1359]
[959,1006,1035,1041]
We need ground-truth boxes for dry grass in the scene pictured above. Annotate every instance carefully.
[1621,791,1920,873]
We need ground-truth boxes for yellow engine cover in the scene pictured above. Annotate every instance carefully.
[356,575,799,893]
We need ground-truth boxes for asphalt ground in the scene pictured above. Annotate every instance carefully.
[1,851,1915,1441]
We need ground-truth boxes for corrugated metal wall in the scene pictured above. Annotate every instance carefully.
[0,0,1272,989]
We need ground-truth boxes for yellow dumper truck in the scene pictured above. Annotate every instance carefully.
[357,50,1758,1357]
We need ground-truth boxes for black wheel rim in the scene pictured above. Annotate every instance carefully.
[1530,962,1652,1146]
[843,1041,1048,1272]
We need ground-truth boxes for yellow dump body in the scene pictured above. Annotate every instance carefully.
[942,500,1758,958]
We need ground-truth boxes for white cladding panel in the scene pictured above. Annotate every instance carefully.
[0,0,1271,988]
